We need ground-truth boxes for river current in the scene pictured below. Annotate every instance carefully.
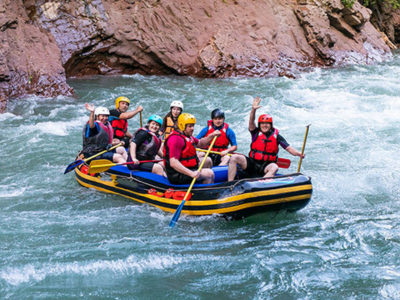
[1,53,400,299]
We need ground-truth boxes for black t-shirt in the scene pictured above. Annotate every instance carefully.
[132,130,152,146]
[109,109,122,118]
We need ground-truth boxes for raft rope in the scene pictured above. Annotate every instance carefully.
[103,171,232,192]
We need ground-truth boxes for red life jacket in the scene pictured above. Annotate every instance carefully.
[249,128,279,162]
[96,121,113,144]
[204,120,230,151]
[164,131,199,169]
[110,115,128,139]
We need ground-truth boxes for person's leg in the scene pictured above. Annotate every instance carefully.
[152,163,166,176]
[198,168,215,184]
[219,155,230,166]
[263,163,278,177]
[112,153,125,163]
[199,156,213,168]
[116,146,128,161]
[227,154,247,181]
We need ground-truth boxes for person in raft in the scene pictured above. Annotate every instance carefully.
[227,97,305,181]
[109,96,143,147]
[164,113,221,184]
[161,100,183,139]
[127,115,165,176]
[196,108,238,166]
[81,103,127,163]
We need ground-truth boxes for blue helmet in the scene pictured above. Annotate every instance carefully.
[148,114,163,127]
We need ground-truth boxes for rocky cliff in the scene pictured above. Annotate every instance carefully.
[0,0,394,112]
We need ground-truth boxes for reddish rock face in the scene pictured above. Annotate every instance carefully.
[0,0,393,112]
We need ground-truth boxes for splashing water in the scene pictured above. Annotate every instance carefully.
[1,54,400,299]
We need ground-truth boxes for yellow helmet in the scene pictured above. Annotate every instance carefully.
[115,96,130,109]
[177,113,196,131]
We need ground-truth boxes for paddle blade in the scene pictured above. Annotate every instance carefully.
[88,159,115,173]
[169,200,186,228]
[64,159,84,174]
[277,158,291,169]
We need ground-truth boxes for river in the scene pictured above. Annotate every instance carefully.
[1,53,400,299]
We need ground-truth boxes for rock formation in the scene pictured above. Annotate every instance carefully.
[0,0,394,112]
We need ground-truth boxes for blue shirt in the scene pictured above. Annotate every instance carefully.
[196,123,237,146]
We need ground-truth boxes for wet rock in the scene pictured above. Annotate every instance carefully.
[0,0,394,112]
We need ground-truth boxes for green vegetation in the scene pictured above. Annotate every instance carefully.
[355,0,400,9]
[342,0,356,8]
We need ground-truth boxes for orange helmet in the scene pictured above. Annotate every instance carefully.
[258,114,273,127]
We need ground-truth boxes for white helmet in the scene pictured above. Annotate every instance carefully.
[170,100,183,110]
[94,106,110,116]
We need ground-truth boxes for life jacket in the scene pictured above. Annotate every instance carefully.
[109,114,128,139]
[82,121,113,155]
[249,128,279,163]
[130,126,162,160]
[164,116,177,139]
[164,131,199,170]
[204,120,230,151]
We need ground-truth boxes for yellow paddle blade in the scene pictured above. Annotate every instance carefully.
[88,159,115,173]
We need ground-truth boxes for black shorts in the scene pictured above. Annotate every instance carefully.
[167,169,195,185]
[244,157,271,176]
[209,153,221,166]
[127,161,155,172]
[83,152,114,161]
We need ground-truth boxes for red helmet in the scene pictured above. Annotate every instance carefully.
[258,114,273,127]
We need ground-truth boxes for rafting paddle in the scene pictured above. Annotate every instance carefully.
[169,136,218,228]
[64,143,122,174]
[195,148,291,169]
[88,158,163,173]
[297,124,311,173]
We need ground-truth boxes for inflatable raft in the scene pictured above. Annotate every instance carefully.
[75,163,313,219]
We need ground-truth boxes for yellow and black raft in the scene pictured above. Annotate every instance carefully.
[74,161,313,220]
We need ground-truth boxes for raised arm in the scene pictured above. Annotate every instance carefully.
[85,103,95,128]
[249,97,262,131]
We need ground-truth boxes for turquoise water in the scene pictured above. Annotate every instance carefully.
[1,54,400,299]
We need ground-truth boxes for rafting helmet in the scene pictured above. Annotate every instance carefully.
[170,100,183,110]
[211,109,225,119]
[115,96,130,109]
[177,113,196,131]
[94,106,110,116]
[148,114,163,127]
[258,114,273,127]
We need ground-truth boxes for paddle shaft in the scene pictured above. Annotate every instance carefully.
[140,111,143,128]
[195,148,291,169]
[297,124,311,173]
[169,136,218,227]
[64,143,122,174]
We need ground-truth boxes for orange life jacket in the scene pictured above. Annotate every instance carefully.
[164,116,176,139]
[164,131,199,169]
[249,128,279,162]
[204,120,230,151]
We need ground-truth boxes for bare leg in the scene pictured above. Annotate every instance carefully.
[199,156,213,168]
[198,168,215,184]
[219,155,230,166]
[116,146,128,160]
[228,154,247,181]
[263,163,278,178]
[152,163,165,176]
[112,153,126,163]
